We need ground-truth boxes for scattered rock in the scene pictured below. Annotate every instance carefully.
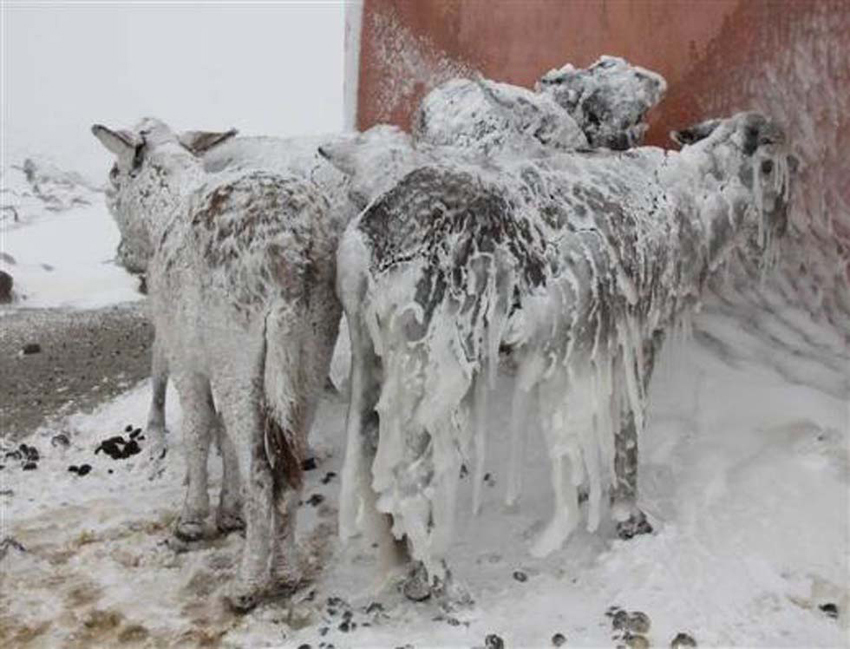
[623,634,649,649]
[485,633,505,649]
[366,601,384,614]
[20,444,39,462]
[51,433,70,448]
[77,464,92,476]
[819,603,839,619]
[0,270,12,303]
[484,472,496,487]
[22,462,37,471]
[628,611,651,634]
[129,428,143,440]
[306,494,325,507]
[321,471,337,485]
[612,610,630,631]
[301,457,318,471]
[22,343,42,355]
[552,632,567,646]
[338,621,351,633]
[459,463,469,478]
[671,632,697,647]
[297,644,312,649]
[95,434,142,460]
[125,425,134,433]
[512,570,528,582]
[0,252,15,265]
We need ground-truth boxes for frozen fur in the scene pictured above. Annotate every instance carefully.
[414,56,666,156]
[332,112,793,598]
[94,118,344,610]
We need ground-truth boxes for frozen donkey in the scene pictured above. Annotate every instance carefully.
[329,112,793,601]
[93,118,344,610]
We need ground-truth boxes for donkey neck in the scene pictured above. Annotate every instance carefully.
[134,146,205,242]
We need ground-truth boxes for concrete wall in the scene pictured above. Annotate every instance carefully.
[353,0,850,330]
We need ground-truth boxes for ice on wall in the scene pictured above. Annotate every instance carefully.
[367,9,472,124]
[344,113,793,568]
[659,1,850,331]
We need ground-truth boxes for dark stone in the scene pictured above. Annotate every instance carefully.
[125,425,134,433]
[485,634,505,649]
[51,434,70,448]
[819,603,839,619]
[297,645,312,649]
[20,444,39,462]
[338,621,350,633]
[0,270,12,303]
[69,465,79,473]
[612,610,629,631]
[307,494,325,507]
[321,471,337,485]
[77,464,92,476]
[22,343,42,355]
[512,570,528,583]
[22,462,37,471]
[627,611,651,634]
[552,632,567,646]
[671,632,697,647]
[366,601,383,614]
[319,627,328,636]
[301,457,318,471]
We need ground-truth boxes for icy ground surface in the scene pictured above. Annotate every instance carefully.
[1,290,847,648]
[1,157,141,310]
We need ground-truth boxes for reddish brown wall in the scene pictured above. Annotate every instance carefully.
[355,0,850,328]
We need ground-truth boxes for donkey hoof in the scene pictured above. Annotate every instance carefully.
[616,511,653,540]
[174,519,205,542]
[402,563,432,602]
[216,510,245,535]
[224,586,261,614]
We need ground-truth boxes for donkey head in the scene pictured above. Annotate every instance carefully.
[92,119,236,273]
[671,112,795,265]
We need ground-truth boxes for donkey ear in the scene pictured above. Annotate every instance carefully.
[670,119,721,148]
[92,124,139,157]
[317,139,358,176]
[178,128,238,155]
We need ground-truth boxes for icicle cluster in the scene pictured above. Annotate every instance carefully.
[341,112,793,570]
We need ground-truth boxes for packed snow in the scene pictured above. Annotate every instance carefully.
[0,158,141,310]
[1,287,846,647]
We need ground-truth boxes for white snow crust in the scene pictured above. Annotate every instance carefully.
[1,288,846,647]
[0,157,141,309]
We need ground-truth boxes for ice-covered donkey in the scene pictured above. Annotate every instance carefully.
[414,55,666,155]
[328,112,793,601]
[93,118,345,610]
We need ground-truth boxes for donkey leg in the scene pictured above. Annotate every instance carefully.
[174,374,215,542]
[220,382,275,612]
[339,315,408,574]
[143,333,169,479]
[215,415,244,534]
[612,331,664,539]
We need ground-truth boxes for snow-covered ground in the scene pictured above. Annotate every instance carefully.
[1,286,846,648]
[0,158,141,310]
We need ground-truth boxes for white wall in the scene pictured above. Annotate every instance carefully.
[2,2,345,181]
